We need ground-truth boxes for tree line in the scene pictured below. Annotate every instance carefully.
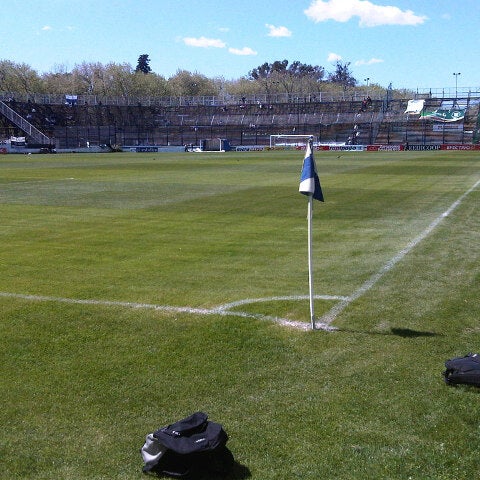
[0,54,385,99]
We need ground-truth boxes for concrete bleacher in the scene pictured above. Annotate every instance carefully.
[1,95,477,149]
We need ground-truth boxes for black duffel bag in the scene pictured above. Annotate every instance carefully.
[443,353,480,387]
[141,411,234,478]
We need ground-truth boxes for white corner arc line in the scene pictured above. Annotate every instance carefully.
[0,291,339,330]
[216,294,348,312]
[318,178,480,327]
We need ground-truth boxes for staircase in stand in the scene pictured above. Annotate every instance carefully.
[0,101,51,144]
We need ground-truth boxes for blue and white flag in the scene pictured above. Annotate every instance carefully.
[299,143,324,202]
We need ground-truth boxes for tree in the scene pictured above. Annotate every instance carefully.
[104,63,136,98]
[71,62,105,94]
[249,60,288,81]
[132,71,170,97]
[0,60,44,93]
[249,60,288,94]
[281,61,324,94]
[224,77,262,97]
[327,61,357,92]
[42,64,74,94]
[168,70,218,97]
[249,60,325,95]
[135,54,151,74]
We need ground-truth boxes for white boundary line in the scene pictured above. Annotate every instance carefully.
[0,291,343,331]
[317,178,480,328]
[1,179,478,332]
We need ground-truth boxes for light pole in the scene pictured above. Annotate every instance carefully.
[453,72,461,99]
[364,77,370,96]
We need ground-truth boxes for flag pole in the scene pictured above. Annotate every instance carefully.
[307,193,316,330]
[299,136,323,330]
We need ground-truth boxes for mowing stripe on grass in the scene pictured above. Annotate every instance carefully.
[1,179,477,332]
[318,178,480,328]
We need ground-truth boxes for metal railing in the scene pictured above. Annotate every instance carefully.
[0,87,479,109]
[0,101,51,143]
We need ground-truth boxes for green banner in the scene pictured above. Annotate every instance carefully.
[420,108,465,122]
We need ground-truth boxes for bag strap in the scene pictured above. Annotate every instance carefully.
[156,411,208,438]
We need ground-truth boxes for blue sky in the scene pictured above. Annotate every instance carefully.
[2,0,478,91]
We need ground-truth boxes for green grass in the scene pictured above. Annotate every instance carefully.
[1,150,479,479]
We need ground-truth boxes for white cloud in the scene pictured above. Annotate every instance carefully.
[41,25,52,31]
[304,0,427,27]
[327,52,342,62]
[354,57,384,66]
[229,47,258,56]
[265,24,292,37]
[183,36,226,48]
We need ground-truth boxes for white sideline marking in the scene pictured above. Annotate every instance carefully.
[318,178,480,327]
[0,291,341,330]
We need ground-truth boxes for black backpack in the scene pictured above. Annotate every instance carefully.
[141,412,234,478]
[443,353,480,387]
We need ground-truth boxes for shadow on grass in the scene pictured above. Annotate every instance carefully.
[332,327,442,338]
[200,461,251,479]
[147,461,251,479]
[389,327,440,338]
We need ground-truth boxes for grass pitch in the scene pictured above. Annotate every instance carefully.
[1,150,479,479]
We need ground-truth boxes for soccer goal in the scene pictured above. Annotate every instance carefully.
[269,134,317,149]
[201,138,231,151]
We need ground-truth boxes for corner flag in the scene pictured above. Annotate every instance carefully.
[298,139,324,330]
[299,142,324,202]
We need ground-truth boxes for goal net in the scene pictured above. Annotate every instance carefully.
[202,138,231,151]
[269,134,317,149]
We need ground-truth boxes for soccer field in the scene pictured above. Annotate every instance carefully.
[1,150,479,479]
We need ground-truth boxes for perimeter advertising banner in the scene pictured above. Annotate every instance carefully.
[238,144,480,153]
[441,144,480,150]
[366,145,404,151]
[318,145,364,151]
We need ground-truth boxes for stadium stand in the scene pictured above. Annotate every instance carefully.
[0,92,479,150]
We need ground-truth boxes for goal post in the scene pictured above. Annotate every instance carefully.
[201,138,232,151]
[269,134,317,149]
